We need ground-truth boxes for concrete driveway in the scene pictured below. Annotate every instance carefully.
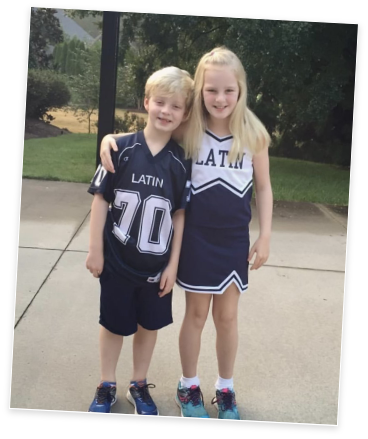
[10,179,347,424]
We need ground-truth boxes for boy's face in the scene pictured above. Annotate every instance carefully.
[144,93,187,134]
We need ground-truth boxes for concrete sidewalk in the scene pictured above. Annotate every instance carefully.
[10,179,347,424]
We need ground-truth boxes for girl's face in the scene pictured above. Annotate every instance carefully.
[202,66,239,124]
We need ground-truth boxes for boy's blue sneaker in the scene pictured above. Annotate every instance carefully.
[211,388,240,420]
[126,381,159,415]
[88,381,117,413]
[175,382,210,418]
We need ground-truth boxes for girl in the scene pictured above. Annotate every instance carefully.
[100,47,273,420]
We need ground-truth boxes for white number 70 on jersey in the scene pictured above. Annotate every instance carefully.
[112,189,173,255]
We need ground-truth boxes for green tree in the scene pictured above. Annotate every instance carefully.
[115,13,231,110]
[28,8,63,69]
[67,11,357,165]
[220,19,357,165]
[69,43,102,133]
[65,50,73,76]
[67,38,77,75]
[53,38,88,75]
[64,15,247,113]
[116,64,139,108]
[52,43,62,70]
[119,13,229,72]
[60,42,68,74]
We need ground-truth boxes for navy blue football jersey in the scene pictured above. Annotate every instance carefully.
[88,131,191,281]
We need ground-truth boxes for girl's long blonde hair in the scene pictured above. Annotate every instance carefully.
[184,47,270,162]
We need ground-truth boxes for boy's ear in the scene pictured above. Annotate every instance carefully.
[182,107,192,123]
[144,97,149,111]
[182,112,189,122]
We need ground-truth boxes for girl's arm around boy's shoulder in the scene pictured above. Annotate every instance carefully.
[100,132,131,173]
[248,147,273,270]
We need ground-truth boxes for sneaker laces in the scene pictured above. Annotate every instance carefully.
[95,385,112,404]
[187,385,205,407]
[211,390,236,411]
[134,383,156,404]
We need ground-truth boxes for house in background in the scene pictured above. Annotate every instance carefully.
[55,9,101,45]
[43,8,102,57]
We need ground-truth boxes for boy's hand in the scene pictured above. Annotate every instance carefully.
[158,264,177,297]
[248,236,270,270]
[100,135,118,173]
[86,251,104,278]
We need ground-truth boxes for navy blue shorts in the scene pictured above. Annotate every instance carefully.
[99,268,173,336]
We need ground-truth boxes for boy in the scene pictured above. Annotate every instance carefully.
[86,67,193,415]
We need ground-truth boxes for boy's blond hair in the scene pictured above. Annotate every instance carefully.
[184,47,270,162]
[145,66,194,112]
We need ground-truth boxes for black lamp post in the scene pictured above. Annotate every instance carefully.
[96,11,121,168]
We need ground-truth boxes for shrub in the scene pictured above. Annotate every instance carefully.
[26,69,71,120]
[113,111,146,133]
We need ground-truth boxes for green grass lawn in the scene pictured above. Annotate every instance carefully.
[23,134,98,183]
[22,134,350,205]
[269,156,350,206]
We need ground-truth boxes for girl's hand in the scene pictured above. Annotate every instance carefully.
[248,236,270,270]
[86,251,104,278]
[158,264,177,297]
[100,135,118,173]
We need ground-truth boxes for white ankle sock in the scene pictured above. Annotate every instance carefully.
[215,376,234,390]
[180,375,200,388]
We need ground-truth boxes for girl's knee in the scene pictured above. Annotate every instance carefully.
[213,310,238,330]
[184,292,211,329]
[184,307,209,329]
